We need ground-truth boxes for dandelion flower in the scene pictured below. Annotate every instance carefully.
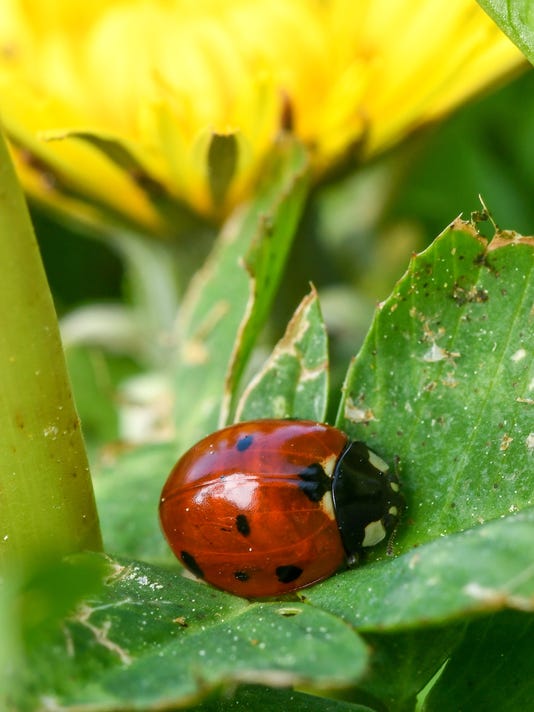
[0,0,525,234]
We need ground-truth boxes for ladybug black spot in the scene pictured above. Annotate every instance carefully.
[234,571,250,582]
[297,463,331,502]
[236,434,254,452]
[180,551,204,580]
[236,513,251,536]
[276,565,303,584]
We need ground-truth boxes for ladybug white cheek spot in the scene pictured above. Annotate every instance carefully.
[362,520,387,547]
[320,452,339,478]
[320,491,336,521]
[389,481,400,493]
[367,450,389,473]
[389,506,399,517]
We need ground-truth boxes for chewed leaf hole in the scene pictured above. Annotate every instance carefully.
[276,606,302,617]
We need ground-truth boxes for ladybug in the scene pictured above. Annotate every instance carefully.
[159,419,404,597]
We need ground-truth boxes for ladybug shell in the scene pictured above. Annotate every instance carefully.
[159,419,348,597]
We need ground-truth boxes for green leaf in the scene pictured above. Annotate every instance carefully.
[477,1,534,64]
[173,137,309,451]
[93,443,178,564]
[222,146,311,424]
[25,556,368,710]
[423,611,534,711]
[91,217,533,711]
[193,685,373,711]
[236,286,329,422]
[8,553,109,711]
[303,505,534,630]
[355,626,465,712]
[336,221,534,553]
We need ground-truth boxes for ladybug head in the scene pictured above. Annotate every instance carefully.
[331,441,405,562]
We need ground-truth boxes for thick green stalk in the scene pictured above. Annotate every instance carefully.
[0,128,102,568]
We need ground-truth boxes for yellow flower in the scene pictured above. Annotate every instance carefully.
[0,0,525,235]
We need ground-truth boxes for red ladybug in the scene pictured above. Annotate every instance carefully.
[159,419,403,597]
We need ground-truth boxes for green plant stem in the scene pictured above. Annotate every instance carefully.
[0,127,102,569]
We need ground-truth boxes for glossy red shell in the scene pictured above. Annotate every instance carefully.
[159,419,349,597]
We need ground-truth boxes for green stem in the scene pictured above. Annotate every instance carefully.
[0,127,102,569]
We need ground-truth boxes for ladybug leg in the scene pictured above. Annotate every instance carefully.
[386,522,400,557]
[346,549,362,568]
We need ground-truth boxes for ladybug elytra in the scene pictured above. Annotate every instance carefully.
[159,419,404,597]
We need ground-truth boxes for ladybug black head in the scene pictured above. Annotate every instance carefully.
[331,441,404,560]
